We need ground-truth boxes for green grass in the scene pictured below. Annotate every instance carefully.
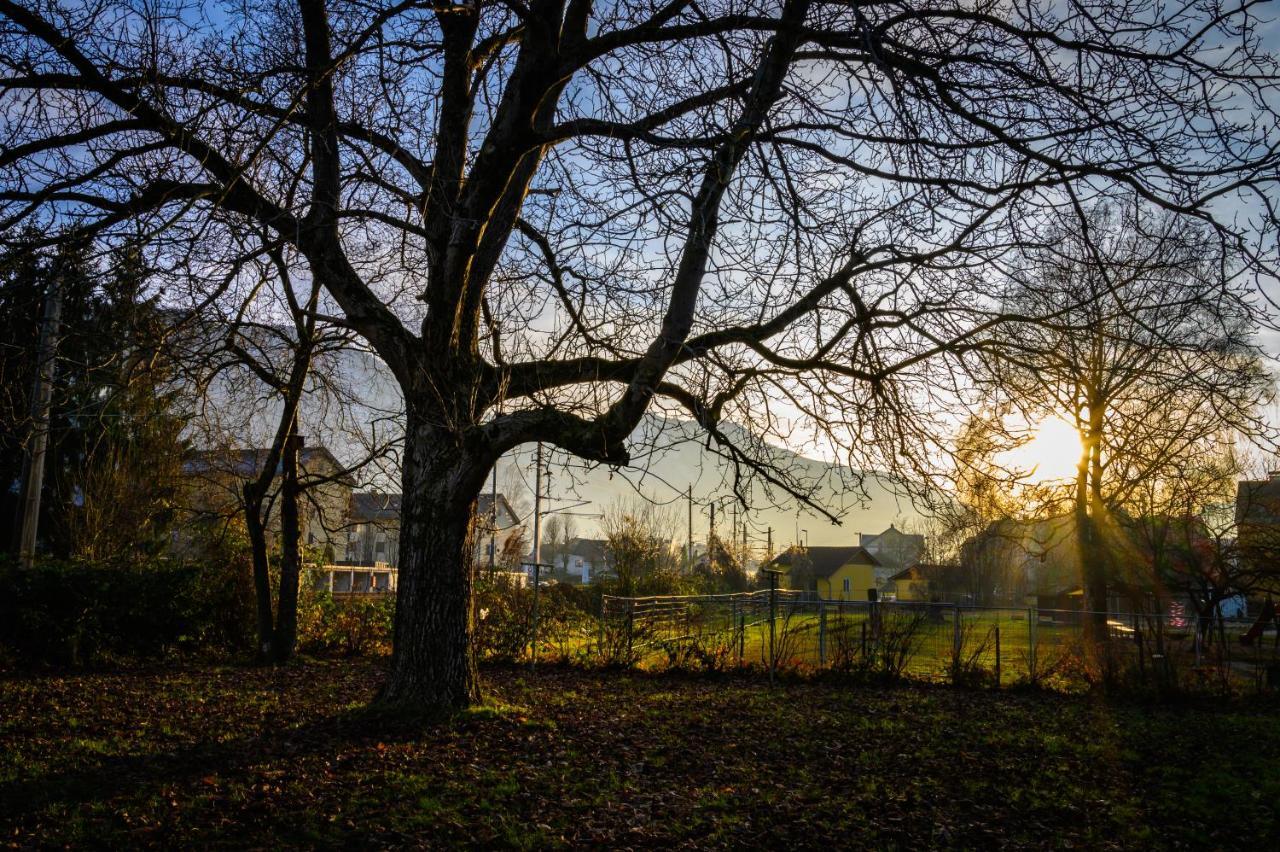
[2,659,1278,848]
[620,605,1272,689]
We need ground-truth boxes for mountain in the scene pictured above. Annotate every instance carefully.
[196,347,927,548]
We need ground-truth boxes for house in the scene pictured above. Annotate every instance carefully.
[311,561,398,594]
[179,442,353,559]
[1236,473,1280,584]
[764,545,880,601]
[859,524,925,590]
[959,515,1078,605]
[887,563,959,602]
[560,538,610,584]
[344,492,403,566]
[344,491,521,569]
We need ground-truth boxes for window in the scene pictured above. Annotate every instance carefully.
[842,578,851,594]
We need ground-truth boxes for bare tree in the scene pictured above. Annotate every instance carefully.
[541,513,578,578]
[984,203,1274,629]
[601,496,682,596]
[3,0,1278,709]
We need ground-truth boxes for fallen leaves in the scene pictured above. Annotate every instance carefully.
[0,660,1277,848]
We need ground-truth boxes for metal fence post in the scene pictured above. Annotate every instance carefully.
[1028,607,1037,681]
[626,599,634,664]
[994,625,1001,686]
[818,602,827,668]
[768,573,778,685]
[952,604,962,663]
[739,610,746,665]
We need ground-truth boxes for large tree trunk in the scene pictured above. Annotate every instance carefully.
[273,427,302,663]
[379,412,488,711]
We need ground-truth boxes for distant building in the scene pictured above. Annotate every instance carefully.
[559,537,610,584]
[179,442,353,558]
[859,524,926,591]
[887,563,963,602]
[345,492,521,569]
[764,545,880,602]
[1236,472,1280,583]
[959,515,1078,606]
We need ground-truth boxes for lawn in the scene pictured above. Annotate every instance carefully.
[624,603,1273,688]
[2,659,1278,848]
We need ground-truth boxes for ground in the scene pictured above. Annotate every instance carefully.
[2,660,1278,849]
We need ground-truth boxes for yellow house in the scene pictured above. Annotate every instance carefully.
[766,545,880,602]
[890,560,952,601]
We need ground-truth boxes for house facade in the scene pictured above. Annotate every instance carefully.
[344,492,522,569]
[559,537,610,584]
[859,524,926,591]
[179,443,353,559]
[765,545,880,602]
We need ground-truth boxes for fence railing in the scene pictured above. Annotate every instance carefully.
[582,591,1280,692]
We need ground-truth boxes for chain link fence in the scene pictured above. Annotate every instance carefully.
[577,590,1280,693]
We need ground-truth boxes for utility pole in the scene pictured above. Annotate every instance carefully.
[489,461,498,571]
[687,485,694,571]
[767,527,773,559]
[531,442,544,569]
[709,500,716,546]
[18,277,62,570]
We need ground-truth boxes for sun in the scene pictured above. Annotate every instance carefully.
[1000,415,1082,483]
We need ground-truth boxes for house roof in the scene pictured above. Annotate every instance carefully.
[566,538,608,562]
[889,563,954,583]
[347,492,518,526]
[1236,476,1280,524]
[767,545,880,579]
[184,445,355,486]
[349,492,401,522]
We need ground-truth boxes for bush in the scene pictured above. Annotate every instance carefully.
[473,572,597,663]
[0,555,254,668]
[295,583,395,657]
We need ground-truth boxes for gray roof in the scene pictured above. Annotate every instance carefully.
[184,445,353,485]
[566,538,609,562]
[347,491,517,525]
[767,545,880,579]
[1236,476,1280,525]
[349,492,401,522]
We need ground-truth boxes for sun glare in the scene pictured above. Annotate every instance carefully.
[1002,416,1082,483]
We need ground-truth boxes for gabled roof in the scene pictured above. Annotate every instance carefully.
[476,493,518,527]
[566,538,608,562]
[349,492,401,522]
[1236,476,1280,524]
[184,445,355,486]
[347,491,518,526]
[861,523,926,549]
[890,563,954,583]
[767,545,880,579]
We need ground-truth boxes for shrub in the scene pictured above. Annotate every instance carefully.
[296,583,395,656]
[0,555,254,668]
[473,572,596,663]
